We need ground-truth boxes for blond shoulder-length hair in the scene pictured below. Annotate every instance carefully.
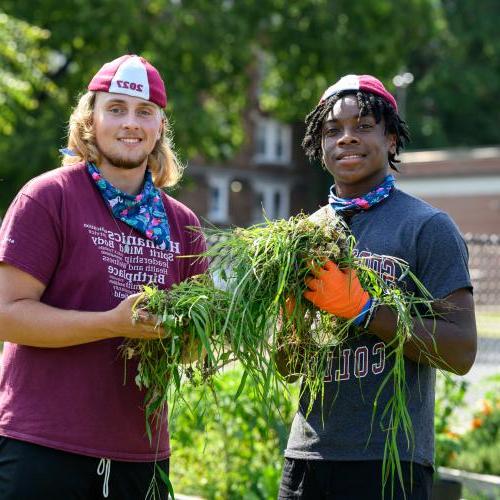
[62,91,184,188]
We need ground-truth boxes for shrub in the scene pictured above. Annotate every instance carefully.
[434,373,468,469]
[168,365,297,499]
[449,375,500,475]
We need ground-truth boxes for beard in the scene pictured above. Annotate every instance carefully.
[101,151,149,170]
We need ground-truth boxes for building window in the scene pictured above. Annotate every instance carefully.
[207,175,229,223]
[253,181,290,221]
[254,117,292,165]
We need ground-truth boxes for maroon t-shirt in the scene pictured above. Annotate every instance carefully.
[0,163,207,461]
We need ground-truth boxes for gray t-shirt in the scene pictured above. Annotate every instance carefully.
[285,189,472,467]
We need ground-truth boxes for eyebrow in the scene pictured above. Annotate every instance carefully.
[105,98,128,105]
[323,113,375,125]
[105,99,156,110]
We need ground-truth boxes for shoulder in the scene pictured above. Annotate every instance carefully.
[20,163,88,202]
[379,189,458,231]
[377,190,464,252]
[4,164,88,218]
[395,192,471,293]
[391,189,460,233]
[387,189,441,218]
[162,193,207,258]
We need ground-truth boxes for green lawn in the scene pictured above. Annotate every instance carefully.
[476,310,500,338]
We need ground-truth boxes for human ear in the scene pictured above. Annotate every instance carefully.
[388,133,397,155]
[157,121,164,141]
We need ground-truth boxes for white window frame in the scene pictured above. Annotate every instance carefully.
[207,175,229,223]
[254,117,292,165]
[253,180,290,221]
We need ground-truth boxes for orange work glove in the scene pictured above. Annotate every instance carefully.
[304,260,372,325]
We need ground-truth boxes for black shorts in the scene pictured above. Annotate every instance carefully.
[278,457,433,500]
[0,436,170,500]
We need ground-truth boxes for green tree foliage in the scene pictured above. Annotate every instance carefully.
[406,0,500,148]
[0,11,55,136]
[1,1,499,214]
[256,0,442,122]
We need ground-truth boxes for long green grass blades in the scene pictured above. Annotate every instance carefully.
[125,212,437,498]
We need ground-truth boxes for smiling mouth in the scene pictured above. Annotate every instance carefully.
[337,153,365,160]
[118,138,142,144]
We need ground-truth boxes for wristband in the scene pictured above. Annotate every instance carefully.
[362,298,380,330]
[352,297,373,326]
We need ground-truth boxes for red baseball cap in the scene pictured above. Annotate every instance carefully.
[88,54,167,108]
[320,74,398,113]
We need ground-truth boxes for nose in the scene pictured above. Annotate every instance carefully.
[122,112,140,130]
[338,127,360,145]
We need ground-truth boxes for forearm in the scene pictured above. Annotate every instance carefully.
[0,298,117,347]
[368,292,477,375]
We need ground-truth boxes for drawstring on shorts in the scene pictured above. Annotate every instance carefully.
[97,458,111,498]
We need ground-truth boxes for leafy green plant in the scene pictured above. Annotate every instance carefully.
[434,372,468,469]
[123,274,236,439]
[450,375,500,476]
[169,365,298,500]
[129,213,436,496]
[203,213,437,496]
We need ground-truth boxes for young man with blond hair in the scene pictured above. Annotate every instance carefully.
[0,55,206,499]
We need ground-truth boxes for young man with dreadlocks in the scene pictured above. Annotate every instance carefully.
[0,55,206,499]
[277,75,477,499]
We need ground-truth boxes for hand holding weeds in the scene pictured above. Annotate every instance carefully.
[109,292,164,340]
[304,260,372,325]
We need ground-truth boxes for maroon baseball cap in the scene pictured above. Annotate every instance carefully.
[88,54,167,108]
[320,74,398,113]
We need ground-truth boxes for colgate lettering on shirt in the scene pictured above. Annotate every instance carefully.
[116,80,144,92]
[323,248,396,384]
[354,249,397,284]
[324,343,386,382]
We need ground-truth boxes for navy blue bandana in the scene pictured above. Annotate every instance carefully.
[87,162,171,250]
[329,175,395,214]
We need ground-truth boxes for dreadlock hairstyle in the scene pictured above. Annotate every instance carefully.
[302,90,410,171]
